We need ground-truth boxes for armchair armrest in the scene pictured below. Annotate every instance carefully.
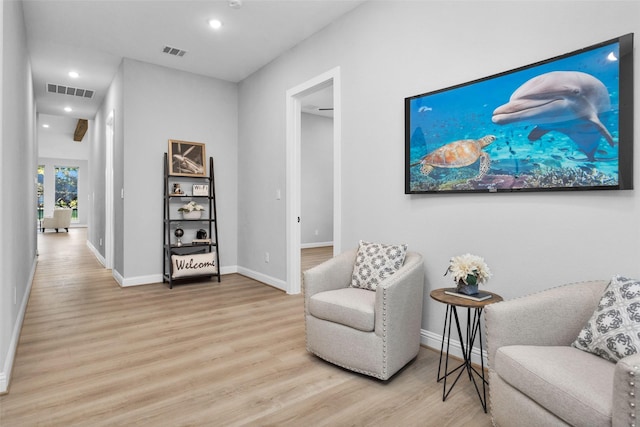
[374,252,424,375]
[485,280,608,368]
[42,216,56,228]
[613,353,640,427]
[303,249,356,313]
[375,251,424,336]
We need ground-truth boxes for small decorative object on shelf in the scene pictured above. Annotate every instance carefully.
[193,184,209,196]
[178,201,204,220]
[182,210,202,220]
[444,253,492,295]
[192,238,211,245]
[172,183,184,196]
[174,227,184,247]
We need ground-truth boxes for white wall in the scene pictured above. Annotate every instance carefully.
[88,62,123,265]
[301,113,333,246]
[0,0,37,393]
[111,59,238,284]
[237,1,640,342]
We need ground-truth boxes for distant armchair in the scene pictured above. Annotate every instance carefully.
[304,246,424,380]
[41,208,72,232]
[486,280,640,426]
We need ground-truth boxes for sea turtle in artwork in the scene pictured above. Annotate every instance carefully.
[413,135,497,181]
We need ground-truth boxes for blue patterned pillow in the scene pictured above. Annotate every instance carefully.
[572,275,640,362]
[350,240,407,291]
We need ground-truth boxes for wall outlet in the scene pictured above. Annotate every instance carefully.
[14,286,17,305]
[315,229,319,236]
[265,252,270,263]
[100,238,103,246]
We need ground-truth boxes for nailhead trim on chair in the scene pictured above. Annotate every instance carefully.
[630,367,638,427]
[629,366,638,427]
[382,287,388,377]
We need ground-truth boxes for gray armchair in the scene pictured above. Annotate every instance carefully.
[485,280,640,427]
[303,249,424,380]
[41,208,72,232]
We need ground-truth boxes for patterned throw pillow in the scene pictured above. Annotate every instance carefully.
[572,275,640,362]
[350,240,408,291]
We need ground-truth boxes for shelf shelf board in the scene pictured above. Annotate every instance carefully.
[166,243,216,249]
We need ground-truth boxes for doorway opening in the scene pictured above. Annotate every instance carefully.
[285,67,341,294]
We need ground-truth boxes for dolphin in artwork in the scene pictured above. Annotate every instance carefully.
[491,71,614,161]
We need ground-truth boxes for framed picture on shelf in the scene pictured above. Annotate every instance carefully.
[193,184,209,196]
[168,139,206,177]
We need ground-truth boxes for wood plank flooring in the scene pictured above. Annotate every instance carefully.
[0,231,492,426]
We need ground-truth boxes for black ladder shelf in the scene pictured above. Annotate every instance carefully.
[163,153,221,288]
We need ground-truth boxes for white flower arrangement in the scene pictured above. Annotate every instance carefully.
[445,253,492,286]
[178,201,205,212]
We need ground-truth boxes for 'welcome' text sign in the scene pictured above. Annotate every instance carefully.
[171,251,217,278]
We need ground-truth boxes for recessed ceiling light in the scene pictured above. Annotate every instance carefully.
[208,19,222,30]
[42,124,50,128]
[68,71,79,78]
[64,106,72,112]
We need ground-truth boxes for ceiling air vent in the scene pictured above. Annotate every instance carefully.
[162,45,187,57]
[46,83,95,99]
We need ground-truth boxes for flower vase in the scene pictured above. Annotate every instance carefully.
[456,281,479,295]
[182,210,202,220]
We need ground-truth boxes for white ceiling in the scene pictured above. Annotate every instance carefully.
[22,0,363,121]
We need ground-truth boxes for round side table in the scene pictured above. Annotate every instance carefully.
[430,288,503,413]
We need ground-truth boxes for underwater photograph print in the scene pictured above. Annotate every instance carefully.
[405,34,634,194]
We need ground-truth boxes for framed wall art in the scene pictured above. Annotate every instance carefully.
[168,139,206,177]
[405,33,634,194]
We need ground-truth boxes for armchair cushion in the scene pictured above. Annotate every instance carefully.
[572,275,640,362]
[350,240,407,290]
[309,288,376,332]
[495,345,614,426]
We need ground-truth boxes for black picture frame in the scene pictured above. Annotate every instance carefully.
[405,34,634,194]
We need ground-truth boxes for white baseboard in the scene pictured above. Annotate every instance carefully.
[236,266,287,292]
[1,255,37,393]
[116,266,239,287]
[421,328,487,367]
[118,272,160,287]
[86,240,106,267]
[300,241,333,249]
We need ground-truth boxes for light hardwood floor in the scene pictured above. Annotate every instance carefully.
[0,231,492,426]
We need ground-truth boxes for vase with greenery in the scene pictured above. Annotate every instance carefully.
[178,201,204,219]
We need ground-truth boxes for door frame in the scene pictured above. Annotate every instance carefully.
[105,110,114,269]
[285,67,342,294]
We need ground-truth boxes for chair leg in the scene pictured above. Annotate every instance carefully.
[65,228,69,232]
[55,228,59,233]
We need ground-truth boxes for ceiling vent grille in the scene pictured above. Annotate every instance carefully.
[162,45,187,57]
[46,83,95,99]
